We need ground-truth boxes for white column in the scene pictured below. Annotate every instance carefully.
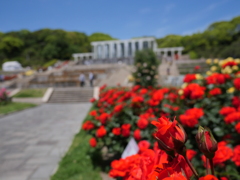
[164,50,167,58]
[171,50,175,60]
[102,44,105,59]
[94,45,97,59]
[139,40,143,50]
[109,42,113,59]
[124,41,128,57]
[131,40,135,57]
[178,49,182,59]
[117,43,121,58]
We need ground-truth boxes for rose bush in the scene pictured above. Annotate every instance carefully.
[83,57,240,178]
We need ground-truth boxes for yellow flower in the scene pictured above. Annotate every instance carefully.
[128,75,134,82]
[219,61,224,67]
[235,59,240,64]
[213,59,219,64]
[206,71,212,76]
[196,74,203,80]
[206,59,212,64]
[178,89,184,95]
[181,83,188,89]
[227,87,235,93]
[232,65,239,71]
[211,66,217,72]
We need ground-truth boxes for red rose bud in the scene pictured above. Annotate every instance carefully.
[196,126,218,159]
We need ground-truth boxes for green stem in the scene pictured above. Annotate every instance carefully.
[184,156,199,180]
[206,158,210,175]
[209,158,215,176]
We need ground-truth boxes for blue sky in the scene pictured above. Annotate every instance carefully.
[0,0,240,39]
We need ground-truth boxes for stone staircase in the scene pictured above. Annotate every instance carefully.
[48,87,93,103]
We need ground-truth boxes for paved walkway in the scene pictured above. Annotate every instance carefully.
[0,103,91,180]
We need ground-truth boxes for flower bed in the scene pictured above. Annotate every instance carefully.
[83,57,240,179]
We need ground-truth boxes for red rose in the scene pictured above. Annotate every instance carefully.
[112,127,121,136]
[222,61,237,68]
[140,88,148,94]
[113,104,123,113]
[194,65,201,70]
[96,126,107,138]
[183,83,205,100]
[82,121,95,130]
[137,118,149,129]
[224,112,240,124]
[133,129,141,141]
[206,73,226,85]
[232,96,240,108]
[233,78,240,90]
[183,74,196,83]
[209,88,222,96]
[121,124,131,137]
[220,177,228,180]
[196,127,218,159]
[235,122,240,134]
[232,145,240,166]
[213,141,233,165]
[90,98,96,103]
[199,175,218,180]
[180,108,204,128]
[186,149,197,161]
[89,110,97,116]
[138,140,150,151]
[89,137,97,147]
[162,172,188,180]
[152,116,187,150]
[98,113,109,124]
[219,107,236,116]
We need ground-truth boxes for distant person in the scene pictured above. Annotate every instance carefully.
[89,72,94,87]
[79,73,85,87]
[0,74,4,82]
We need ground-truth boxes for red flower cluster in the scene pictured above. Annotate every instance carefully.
[206,73,230,85]
[183,74,196,83]
[183,83,205,99]
[233,78,240,90]
[109,148,192,180]
[82,121,95,130]
[209,88,222,96]
[232,145,240,166]
[180,108,204,128]
[222,61,238,68]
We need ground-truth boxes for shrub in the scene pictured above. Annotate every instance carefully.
[132,49,159,87]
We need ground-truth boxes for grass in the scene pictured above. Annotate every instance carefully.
[13,89,46,98]
[51,107,102,180]
[0,102,37,115]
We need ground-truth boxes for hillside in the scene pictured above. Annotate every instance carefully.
[0,16,240,67]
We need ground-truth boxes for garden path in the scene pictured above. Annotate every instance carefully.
[0,103,91,180]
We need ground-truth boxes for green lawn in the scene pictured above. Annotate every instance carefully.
[51,107,102,180]
[13,89,46,98]
[0,102,37,115]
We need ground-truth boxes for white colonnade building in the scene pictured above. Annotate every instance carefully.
[72,37,184,65]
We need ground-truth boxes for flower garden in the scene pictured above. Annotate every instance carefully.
[82,57,240,180]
